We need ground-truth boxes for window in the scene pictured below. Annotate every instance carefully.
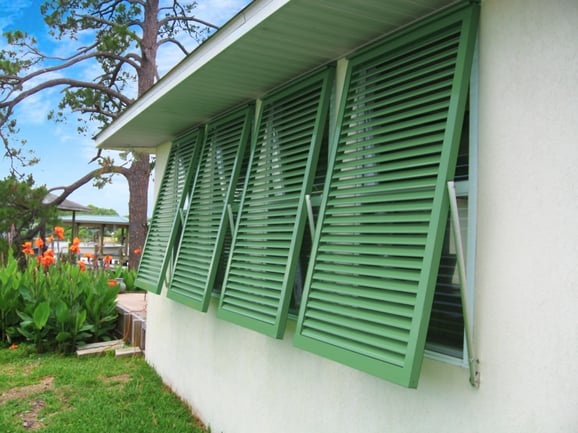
[289,107,474,362]
[292,4,479,388]
[216,69,334,338]
[426,113,471,360]
[139,1,479,389]
[135,130,201,294]
[167,107,253,311]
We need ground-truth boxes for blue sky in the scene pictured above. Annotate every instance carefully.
[0,0,251,216]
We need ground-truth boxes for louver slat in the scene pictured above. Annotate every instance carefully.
[294,5,479,388]
[217,69,333,338]
[167,107,253,311]
[135,130,201,293]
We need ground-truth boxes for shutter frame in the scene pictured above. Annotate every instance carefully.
[293,4,479,388]
[167,106,253,311]
[135,129,201,294]
[217,69,334,338]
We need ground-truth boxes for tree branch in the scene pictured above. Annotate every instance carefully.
[158,15,219,30]
[69,105,119,121]
[0,50,142,101]
[158,37,189,56]
[72,11,143,30]
[46,164,131,207]
[2,77,132,112]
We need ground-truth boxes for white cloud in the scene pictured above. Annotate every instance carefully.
[195,0,253,26]
[0,1,35,33]
[15,71,64,126]
[156,0,252,76]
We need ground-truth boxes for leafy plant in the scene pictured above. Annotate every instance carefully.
[85,272,119,341]
[0,253,24,344]
[121,268,136,291]
[54,300,93,353]
[109,267,137,291]
[0,249,120,353]
[17,301,51,351]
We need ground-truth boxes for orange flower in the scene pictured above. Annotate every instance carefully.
[47,235,54,243]
[104,255,113,264]
[83,252,94,260]
[9,344,18,350]
[69,237,81,254]
[40,254,55,268]
[34,236,44,249]
[77,261,86,271]
[42,249,55,266]
[134,248,142,255]
[54,226,65,240]
[22,241,34,255]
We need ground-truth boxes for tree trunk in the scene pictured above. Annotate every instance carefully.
[127,153,150,269]
[139,0,159,95]
[126,0,159,270]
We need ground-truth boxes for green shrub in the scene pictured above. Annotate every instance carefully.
[121,268,137,291]
[0,254,24,344]
[86,272,120,342]
[108,267,137,291]
[17,301,51,351]
[0,252,119,353]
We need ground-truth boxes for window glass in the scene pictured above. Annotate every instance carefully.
[426,112,470,359]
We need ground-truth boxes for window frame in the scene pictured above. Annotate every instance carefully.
[292,3,480,388]
[425,40,478,367]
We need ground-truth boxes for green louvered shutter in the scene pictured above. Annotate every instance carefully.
[135,130,201,293]
[293,4,479,388]
[167,107,253,310]
[217,69,333,338]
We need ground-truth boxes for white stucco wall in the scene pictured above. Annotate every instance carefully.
[146,1,578,432]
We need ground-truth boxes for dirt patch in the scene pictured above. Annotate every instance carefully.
[101,373,131,384]
[0,362,38,378]
[0,376,54,431]
[0,376,54,405]
[20,399,47,430]
[0,365,16,377]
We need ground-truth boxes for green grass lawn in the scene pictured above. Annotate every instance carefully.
[0,346,208,433]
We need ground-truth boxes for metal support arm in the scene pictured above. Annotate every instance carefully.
[448,181,480,387]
